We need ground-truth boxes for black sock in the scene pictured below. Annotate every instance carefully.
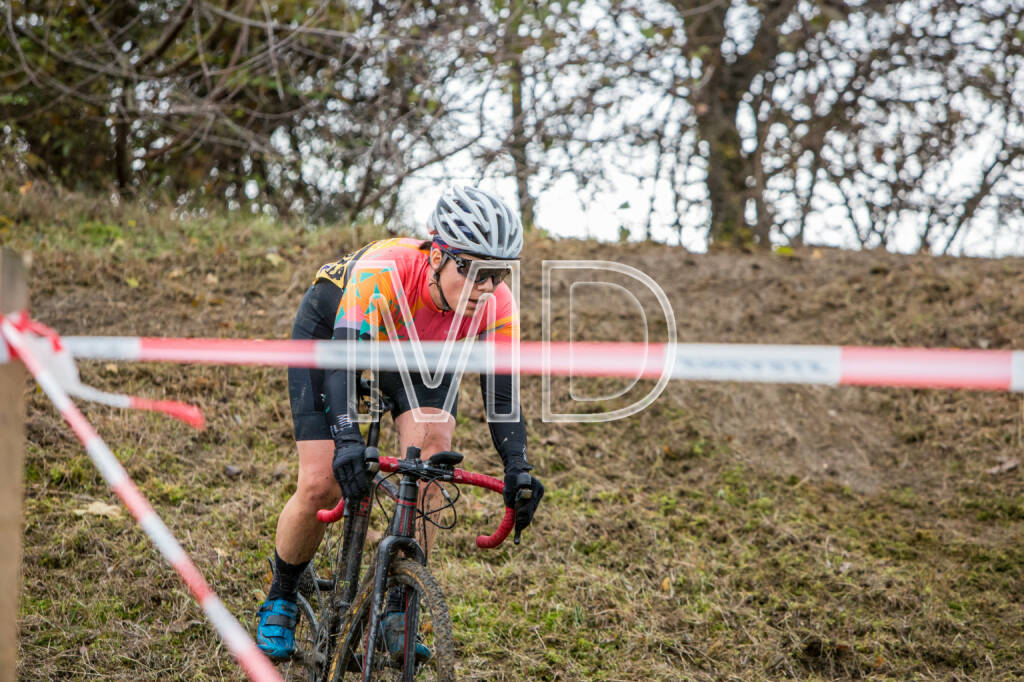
[267,550,310,602]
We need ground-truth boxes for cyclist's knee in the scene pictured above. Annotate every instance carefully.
[296,472,341,511]
[409,422,455,458]
[395,409,455,458]
[419,431,453,458]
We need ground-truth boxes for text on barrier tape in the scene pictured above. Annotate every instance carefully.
[58,336,1024,393]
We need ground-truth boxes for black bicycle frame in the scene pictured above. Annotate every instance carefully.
[330,377,429,680]
[333,381,389,611]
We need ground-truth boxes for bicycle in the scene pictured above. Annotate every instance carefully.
[276,376,526,682]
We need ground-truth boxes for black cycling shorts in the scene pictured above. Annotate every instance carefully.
[288,280,459,441]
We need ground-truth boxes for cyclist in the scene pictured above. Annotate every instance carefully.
[256,186,545,662]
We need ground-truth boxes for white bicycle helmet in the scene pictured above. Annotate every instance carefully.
[428,185,523,259]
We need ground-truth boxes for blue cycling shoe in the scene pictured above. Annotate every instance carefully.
[256,598,299,660]
[380,611,431,664]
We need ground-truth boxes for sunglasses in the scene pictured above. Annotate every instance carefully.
[442,249,512,286]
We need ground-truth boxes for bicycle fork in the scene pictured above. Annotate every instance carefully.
[362,448,427,680]
[338,494,373,611]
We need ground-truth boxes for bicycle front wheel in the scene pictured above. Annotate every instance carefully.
[329,559,456,681]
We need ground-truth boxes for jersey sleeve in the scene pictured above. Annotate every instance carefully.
[333,260,401,340]
[322,256,402,447]
[476,286,527,470]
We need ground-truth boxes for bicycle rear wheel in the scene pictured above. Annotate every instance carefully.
[329,559,456,681]
[278,589,319,680]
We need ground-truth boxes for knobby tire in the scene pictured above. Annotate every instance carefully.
[329,559,456,682]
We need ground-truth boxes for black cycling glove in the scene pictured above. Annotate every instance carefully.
[333,441,368,500]
[504,468,545,533]
[330,415,368,500]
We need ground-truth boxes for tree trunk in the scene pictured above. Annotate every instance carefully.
[507,3,534,230]
[510,58,534,229]
[684,3,755,248]
[681,0,803,250]
[696,94,751,248]
[114,89,131,191]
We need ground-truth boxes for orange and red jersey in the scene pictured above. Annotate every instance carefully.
[313,238,518,343]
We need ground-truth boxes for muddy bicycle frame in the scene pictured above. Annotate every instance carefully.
[314,376,515,678]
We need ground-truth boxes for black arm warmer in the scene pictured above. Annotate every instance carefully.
[323,327,364,448]
[480,372,529,472]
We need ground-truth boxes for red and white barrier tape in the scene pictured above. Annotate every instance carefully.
[58,336,1024,392]
[0,313,204,427]
[0,319,283,682]
[6,318,1024,681]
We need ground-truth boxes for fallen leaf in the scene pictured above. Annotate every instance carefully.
[265,252,285,266]
[660,576,672,592]
[73,501,124,519]
[124,276,140,288]
[987,459,1019,476]
[166,620,201,634]
[18,181,32,195]
[205,273,219,285]
[104,363,119,374]
[168,268,185,279]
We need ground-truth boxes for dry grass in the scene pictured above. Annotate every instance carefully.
[8,184,1024,680]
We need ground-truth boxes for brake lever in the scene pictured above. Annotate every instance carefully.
[364,446,380,475]
[512,471,533,545]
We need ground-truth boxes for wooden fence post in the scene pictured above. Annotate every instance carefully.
[0,248,27,679]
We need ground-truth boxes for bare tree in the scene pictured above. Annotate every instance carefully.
[4,0,1022,254]
[609,0,1024,254]
[0,1,483,220]
[448,2,631,232]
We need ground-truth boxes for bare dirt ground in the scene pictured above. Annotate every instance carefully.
[8,200,1024,680]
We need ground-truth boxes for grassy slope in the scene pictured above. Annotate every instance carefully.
[6,187,1024,680]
